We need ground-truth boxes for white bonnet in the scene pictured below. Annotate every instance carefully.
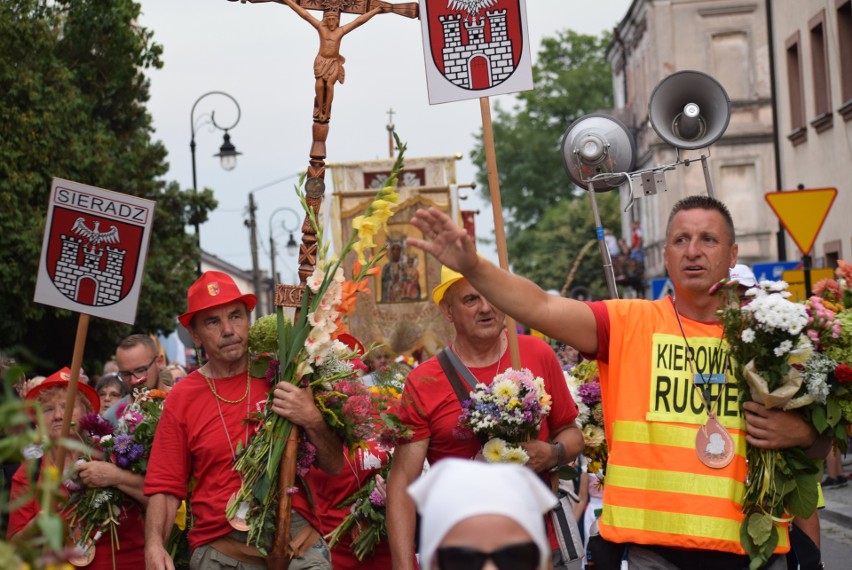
[407,458,557,570]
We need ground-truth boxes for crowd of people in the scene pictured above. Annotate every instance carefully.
[0,194,839,570]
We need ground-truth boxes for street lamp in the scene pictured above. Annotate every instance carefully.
[268,206,302,294]
[190,91,242,274]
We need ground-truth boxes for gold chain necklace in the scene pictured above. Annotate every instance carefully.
[200,365,251,405]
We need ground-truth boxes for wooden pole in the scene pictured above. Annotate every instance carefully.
[51,313,90,485]
[268,183,323,568]
[479,97,520,370]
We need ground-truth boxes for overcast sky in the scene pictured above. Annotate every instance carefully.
[138,0,632,282]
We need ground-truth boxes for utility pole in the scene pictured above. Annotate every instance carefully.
[248,193,262,314]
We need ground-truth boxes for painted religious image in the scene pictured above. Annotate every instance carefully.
[364,168,425,189]
[378,229,426,303]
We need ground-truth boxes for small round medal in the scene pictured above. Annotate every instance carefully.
[68,542,95,566]
[695,413,735,469]
[226,492,251,532]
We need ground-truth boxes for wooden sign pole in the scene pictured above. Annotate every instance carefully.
[51,313,90,490]
[479,97,521,370]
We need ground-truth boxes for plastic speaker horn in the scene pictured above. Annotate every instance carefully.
[648,70,731,150]
[560,113,636,192]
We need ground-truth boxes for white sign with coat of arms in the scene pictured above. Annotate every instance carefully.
[419,0,533,104]
[34,178,155,324]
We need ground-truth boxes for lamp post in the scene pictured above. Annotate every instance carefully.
[190,91,242,274]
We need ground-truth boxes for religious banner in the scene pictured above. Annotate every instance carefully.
[329,155,460,358]
[34,178,155,324]
[418,0,533,104]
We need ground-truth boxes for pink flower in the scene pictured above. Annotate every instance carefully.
[813,279,841,301]
[836,259,852,282]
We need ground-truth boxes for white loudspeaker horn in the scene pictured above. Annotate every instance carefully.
[648,70,731,150]
[560,113,636,192]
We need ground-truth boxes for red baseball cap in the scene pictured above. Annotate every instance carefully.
[26,367,101,414]
[179,271,257,328]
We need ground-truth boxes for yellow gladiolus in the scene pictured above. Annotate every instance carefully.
[175,500,187,531]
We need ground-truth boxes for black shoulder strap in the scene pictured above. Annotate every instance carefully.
[437,349,472,405]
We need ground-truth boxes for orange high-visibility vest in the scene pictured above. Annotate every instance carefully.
[596,298,789,555]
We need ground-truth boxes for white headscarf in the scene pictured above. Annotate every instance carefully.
[407,458,558,570]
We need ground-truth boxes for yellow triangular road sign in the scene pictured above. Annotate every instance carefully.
[765,188,837,255]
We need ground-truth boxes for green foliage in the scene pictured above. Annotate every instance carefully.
[249,313,282,355]
[469,29,618,295]
[0,0,216,370]
[507,192,622,301]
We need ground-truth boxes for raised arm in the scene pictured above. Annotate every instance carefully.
[278,0,320,28]
[407,207,600,354]
[340,5,384,34]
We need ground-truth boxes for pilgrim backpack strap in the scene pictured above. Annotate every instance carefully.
[442,347,480,390]
[437,349,472,404]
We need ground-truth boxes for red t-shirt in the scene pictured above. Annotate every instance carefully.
[310,443,392,570]
[144,370,311,550]
[398,334,578,552]
[399,334,578,464]
[7,460,145,568]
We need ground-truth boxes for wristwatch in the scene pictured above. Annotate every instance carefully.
[549,442,565,472]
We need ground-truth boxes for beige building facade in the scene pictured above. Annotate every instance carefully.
[607,0,780,283]
[769,0,852,268]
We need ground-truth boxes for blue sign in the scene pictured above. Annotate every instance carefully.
[752,261,801,283]
[651,277,674,300]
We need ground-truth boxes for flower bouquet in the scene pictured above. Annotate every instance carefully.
[325,460,390,561]
[457,368,552,464]
[67,388,167,557]
[565,360,607,480]
[716,275,852,568]
[226,136,407,554]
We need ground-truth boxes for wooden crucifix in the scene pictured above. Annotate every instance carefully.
[228,2,417,567]
[235,0,417,182]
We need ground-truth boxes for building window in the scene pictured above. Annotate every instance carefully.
[838,0,852,120]
[711,31,750,101]
[809,11,833,132]
[785,31,807,145]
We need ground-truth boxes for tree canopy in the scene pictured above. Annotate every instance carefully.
[0,0,216,373]
[470,29,620,297]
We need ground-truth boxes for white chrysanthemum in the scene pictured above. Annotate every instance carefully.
[491,379,518,399]
[100,434,113,445]
[741,328,756,343]
[482,438,506,462]
[500,445,530,464]
[774,339,793,357]
[582,424,605,447]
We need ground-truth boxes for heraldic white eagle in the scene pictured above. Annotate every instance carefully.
[71,217,120,247]
[448,0,498,17]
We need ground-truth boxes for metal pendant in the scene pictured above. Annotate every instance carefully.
[695,413,735,469]
[226,492,251,532]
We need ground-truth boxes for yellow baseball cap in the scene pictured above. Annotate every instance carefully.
[431,265,464,305]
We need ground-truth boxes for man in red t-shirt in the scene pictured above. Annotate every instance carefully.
[386,266,584,570]
[144,271,343,570]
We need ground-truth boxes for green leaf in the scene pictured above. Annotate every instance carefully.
[826,398,841,427]
[810,405,828,433]
[746,512,773,546]
[786,471,819,517]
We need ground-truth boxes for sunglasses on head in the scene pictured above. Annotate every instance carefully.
[436,541,539,570]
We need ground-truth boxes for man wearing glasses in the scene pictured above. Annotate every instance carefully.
[103,333,164,425]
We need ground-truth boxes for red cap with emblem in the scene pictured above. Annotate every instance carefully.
[179,271,257,328]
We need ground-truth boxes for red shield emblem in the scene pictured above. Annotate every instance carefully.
[424,0,525,91]
[45,208,144,307]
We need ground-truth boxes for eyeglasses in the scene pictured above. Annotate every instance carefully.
[436,541,539,570]
[118,355,158,382]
